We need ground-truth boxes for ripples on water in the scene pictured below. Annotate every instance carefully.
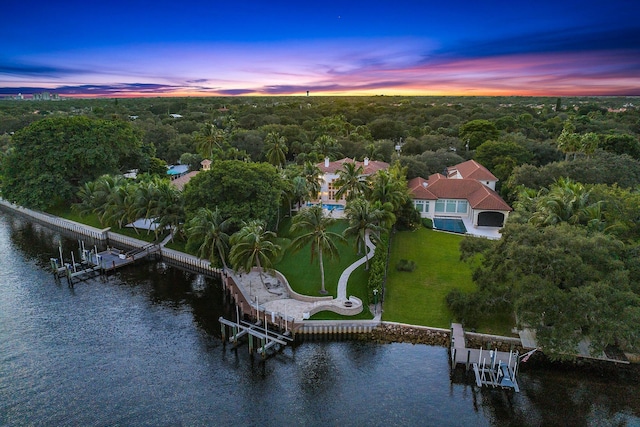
[0,212,638,426]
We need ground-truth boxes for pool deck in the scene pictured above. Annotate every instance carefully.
[434,216,502,240]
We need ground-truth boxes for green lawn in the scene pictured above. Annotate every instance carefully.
[274,218,373,319]
[46,206,168,243]
[384,228,515,335]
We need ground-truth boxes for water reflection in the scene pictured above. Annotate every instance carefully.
[1,210,639,427]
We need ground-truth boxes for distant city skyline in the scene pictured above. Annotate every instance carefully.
[2,0,639,98]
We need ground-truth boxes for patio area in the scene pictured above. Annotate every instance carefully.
[433,216,503,240]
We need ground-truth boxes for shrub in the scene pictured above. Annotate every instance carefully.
[422,218,433,229]
[395,259,416,272]
[367,231,390,303]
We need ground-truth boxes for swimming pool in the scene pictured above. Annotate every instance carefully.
[433,218,467,234]
[167,165,189,176]
[306,202,345,211]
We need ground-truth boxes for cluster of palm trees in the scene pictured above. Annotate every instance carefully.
[75,175,183,240]
[556,121,599,161]
[518,177,607,231]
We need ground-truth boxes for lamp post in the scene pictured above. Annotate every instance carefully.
[373,288,379,314]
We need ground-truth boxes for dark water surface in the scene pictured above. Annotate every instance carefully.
[1,211,639,426]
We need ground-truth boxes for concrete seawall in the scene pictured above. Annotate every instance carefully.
[0,198,526,349]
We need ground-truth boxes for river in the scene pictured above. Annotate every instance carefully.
[0,211,638,426]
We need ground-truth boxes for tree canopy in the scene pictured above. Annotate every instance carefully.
[182,160,284,227]
[1,116,145,209]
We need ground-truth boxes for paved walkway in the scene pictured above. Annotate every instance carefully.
[224,230,378,322]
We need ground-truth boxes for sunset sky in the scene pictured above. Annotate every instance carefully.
[2,0,639,98]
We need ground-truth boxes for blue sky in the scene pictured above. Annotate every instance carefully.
[2,0,639,97]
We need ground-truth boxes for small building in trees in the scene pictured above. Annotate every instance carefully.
[170,159,211,191]
[408,160,511,238]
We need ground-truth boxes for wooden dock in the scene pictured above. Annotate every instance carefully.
[52,241,160,286]
[450,323,521,392]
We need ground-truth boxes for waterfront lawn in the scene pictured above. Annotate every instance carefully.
[275,218,373,319]
[384,228,515,335]
[46,205,167,243]
[47,206,104,229]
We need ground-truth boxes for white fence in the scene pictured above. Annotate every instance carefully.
[0,199,108,240]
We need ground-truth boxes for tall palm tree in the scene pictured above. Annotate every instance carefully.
[185,207,232,269]
[264,132,288,169]
[289,205,346,294]
[196,123,226,159]
[229,220,281,288]
[334,161,368,202]
[343,199,384,269]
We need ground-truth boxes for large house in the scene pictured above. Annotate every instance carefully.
[408,160,511,237]
[316,157,389,204]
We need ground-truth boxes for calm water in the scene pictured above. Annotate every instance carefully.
[1,211,639,427]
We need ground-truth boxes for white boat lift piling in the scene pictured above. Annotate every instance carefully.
[219,305,294,358]
[450,323,522,392]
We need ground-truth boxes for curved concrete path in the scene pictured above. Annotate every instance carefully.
[235,230,378,321]
[336,230,376,300]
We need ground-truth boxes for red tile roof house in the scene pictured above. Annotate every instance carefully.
[315,157,390,209]
[408,160,512,239]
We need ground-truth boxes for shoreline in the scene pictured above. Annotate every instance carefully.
[1,199,636,369]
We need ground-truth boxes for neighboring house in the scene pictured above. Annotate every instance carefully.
[169,159,211,191]
[315,157,389,204]
[408,160,512,231]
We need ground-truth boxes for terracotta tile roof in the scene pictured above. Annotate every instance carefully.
[317,158,389,175]
[448,159,497,182]
[170,171,198,191]
[407,177,437,200]
[409,176,511,211]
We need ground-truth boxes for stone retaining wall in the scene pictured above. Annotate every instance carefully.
[366,322,451,346]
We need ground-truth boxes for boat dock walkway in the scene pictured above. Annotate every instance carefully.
[450,323,521,392]
[52,241,161,286]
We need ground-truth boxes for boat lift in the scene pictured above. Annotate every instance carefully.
[219,305,294,358]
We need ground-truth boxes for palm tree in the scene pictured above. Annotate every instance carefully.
[530,178,596,226]
[264,132,288,169]
[313,134,342,159]
[343,199,384,269]
[580,132,599,159]
[133,177,163,235]
[333,161,368,201]
[289,205,346,294]
[303,161,322,201]
[370,170,407,212]
[196,123,226,159]
[185,207,232,269]
[556,122,580,161]
[101,181,137,230]
[81,174,127,226]
[74,179,100,218]
[291,175,309,214]
[153,180,184,241]
[229,220,281,288]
